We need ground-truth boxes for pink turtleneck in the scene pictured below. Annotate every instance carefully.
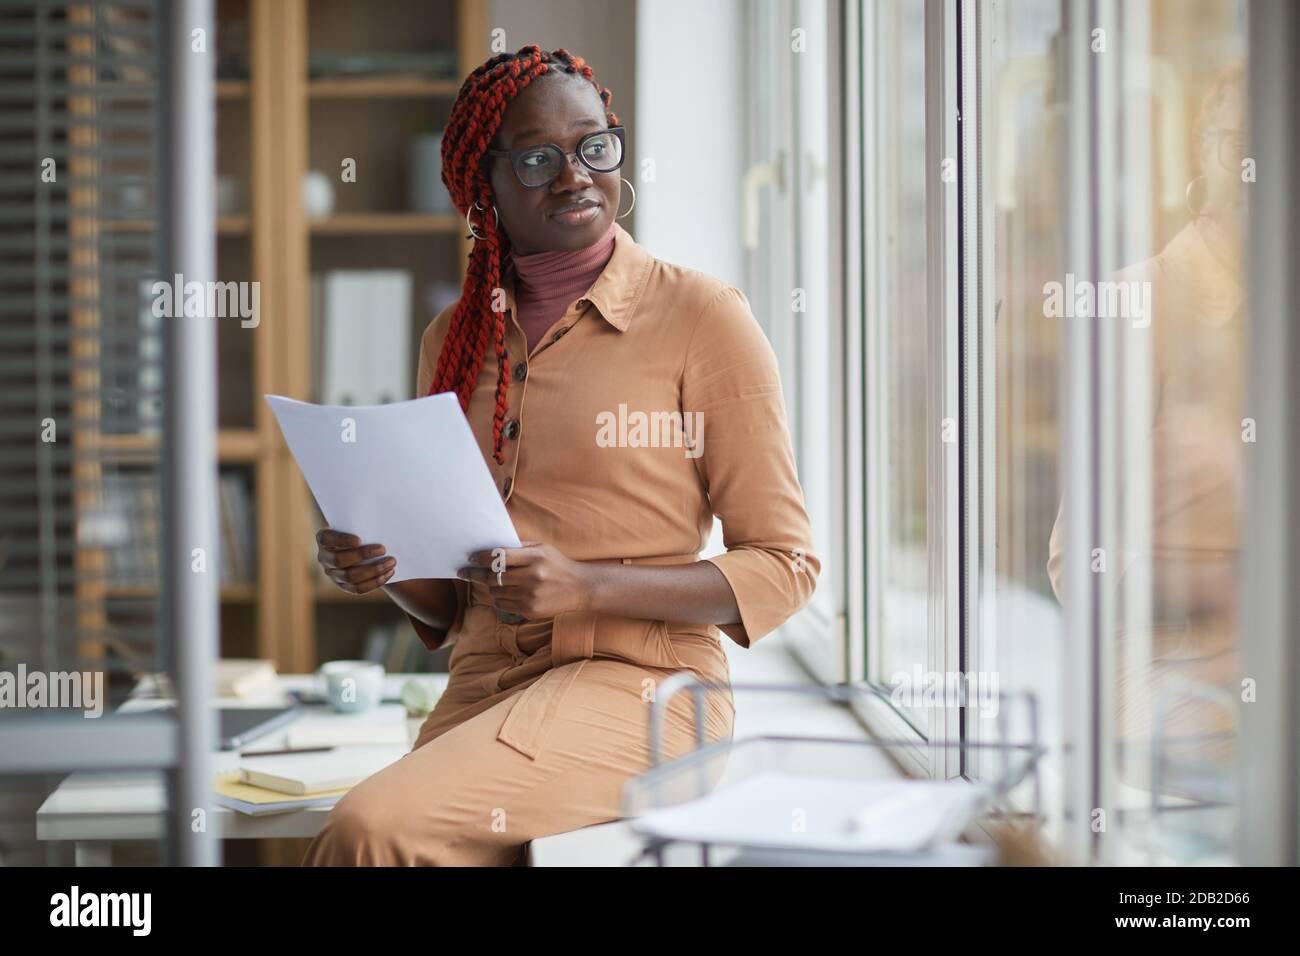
[509,219,617,355]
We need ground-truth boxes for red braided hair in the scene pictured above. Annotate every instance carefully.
[434,45,620,465]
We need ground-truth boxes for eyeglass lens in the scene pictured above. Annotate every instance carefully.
[1216,128,1248,172]
[514,131,623,186]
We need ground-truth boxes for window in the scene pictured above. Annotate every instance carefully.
[981,0,1068,831]
[990,0,1251,861]
[732,0,1298,860]
[789,0,839,658]
[1081,0,1248,864]
[741,0,844,679]
[861,0,931,735]
[978,0,1249,860]
[845,0,1259,859]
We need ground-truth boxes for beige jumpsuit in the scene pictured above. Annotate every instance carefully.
[301,223,820,866]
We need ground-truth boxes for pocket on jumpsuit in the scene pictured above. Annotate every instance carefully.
[493,658,588,761]
[493,610,686,761]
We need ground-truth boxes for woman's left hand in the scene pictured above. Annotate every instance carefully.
[457,541,595,619]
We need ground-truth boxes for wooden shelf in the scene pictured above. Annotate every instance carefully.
[308,212,458,235]
[105,584,257,602]
[221,583,257,602]
[218,215,252,235]
[217,80,251,100]
[100,216,251,235]
[307,76,459,99]
[87,429,261,463]
[216,429,261,462]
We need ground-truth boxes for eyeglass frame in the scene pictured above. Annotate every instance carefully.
[484,125,626,188]
[1206,126,1248,173]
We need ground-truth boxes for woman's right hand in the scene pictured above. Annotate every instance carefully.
[316,529,396,595]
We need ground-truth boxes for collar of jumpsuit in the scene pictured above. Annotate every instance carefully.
[508,217,618,355]
[502,217,645,346]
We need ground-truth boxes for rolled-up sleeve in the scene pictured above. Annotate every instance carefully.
[684,285,820,647]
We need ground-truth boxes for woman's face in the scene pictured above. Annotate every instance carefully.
[486,73,622,255]
[1201,92,1247,220]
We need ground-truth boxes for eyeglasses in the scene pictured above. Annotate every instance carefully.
[1209,127,1248,172]
[486,126,625,188]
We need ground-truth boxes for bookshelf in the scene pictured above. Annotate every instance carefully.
[71,0,481,675]
[35,0,483,870]
[210,0,485,670]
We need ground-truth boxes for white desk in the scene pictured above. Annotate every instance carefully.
[35,673,447,865]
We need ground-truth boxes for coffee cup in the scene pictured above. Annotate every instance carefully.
[319,660,384,713]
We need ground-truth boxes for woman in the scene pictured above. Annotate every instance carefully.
[301,46,819,866]
[1046,62,1245,788]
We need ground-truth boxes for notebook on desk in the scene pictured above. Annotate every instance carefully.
[237,745,408,796]
[212,773,351,816]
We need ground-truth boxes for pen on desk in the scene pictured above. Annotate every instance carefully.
[240,746,336,757]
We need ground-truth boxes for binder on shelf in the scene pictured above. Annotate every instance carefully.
[319,269,412,407]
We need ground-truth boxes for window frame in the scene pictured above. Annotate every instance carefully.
[848,0,966,778]
[1239,0,1300,866]
[845,0,939,774]
[956,0,999,786]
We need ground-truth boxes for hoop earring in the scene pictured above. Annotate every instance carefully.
[1184,176,1207,218]
[466,200,498,240]
[616,178,636,220]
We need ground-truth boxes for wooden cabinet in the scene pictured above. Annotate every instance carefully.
[216,0,485,670]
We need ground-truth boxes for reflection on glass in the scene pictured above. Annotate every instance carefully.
[1045,1,1247,861]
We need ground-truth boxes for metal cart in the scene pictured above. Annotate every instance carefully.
[621,674,1046,866]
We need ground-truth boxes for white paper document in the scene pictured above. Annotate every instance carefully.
[265,392,520,581]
